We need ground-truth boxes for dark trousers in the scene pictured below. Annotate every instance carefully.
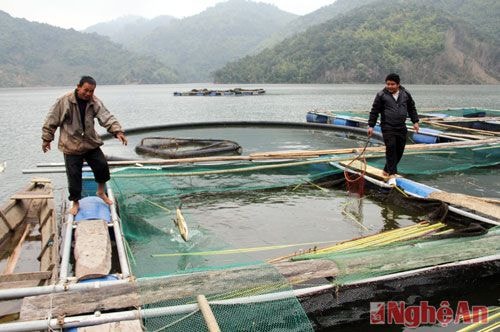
[382,130,407,175]
[64,147,110,201]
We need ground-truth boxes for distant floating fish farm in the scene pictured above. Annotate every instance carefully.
[173,88,265,96]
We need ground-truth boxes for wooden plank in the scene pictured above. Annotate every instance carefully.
[340,160,389,181]
[31,137,500,168]
[39,207,53,229]
[37,233,55,262]
[20,259,338,321]
[0,271,53,283]
[40,202,57,274]
[74,220,112,280]
[31,178,52,184]
[428,191,500,220]
[1,199,30,230]
[3,224,31,274]
[0,209,13,231]
[10,194,54,200]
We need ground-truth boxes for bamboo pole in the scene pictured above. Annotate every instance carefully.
[197,294,221,332]
[110,154,383,178]
[424,122,499,136]
[3,224,31,274]
[423,116,500,122]
[28,137,500,172]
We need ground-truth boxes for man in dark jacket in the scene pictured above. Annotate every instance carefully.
[367,73,419,178]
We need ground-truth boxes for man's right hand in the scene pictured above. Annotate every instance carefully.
[367,127,374,137]
[42,141,51,153]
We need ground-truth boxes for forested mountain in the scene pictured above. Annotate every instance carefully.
[1,0,498,86]
[84,15,178,45]
[257,0,379,50]
[0,11,178,87]
[214,0,500,84]
[107,0,297,82]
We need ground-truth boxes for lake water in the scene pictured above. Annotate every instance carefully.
[1,83,499,203]
[0,84,499,329]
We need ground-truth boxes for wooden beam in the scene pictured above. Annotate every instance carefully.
[37,233,55,262]
[197,294,221,332]
[0,271,53,283]
[20,259,338,321]
[39,207,53,229]
[10,194,54,200]
[0,209,13,231]
[3,224,31,274]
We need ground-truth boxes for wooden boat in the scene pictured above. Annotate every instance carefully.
[0,178,58,319]
[416,108,500,135]
[306,110,486,143]
[0,178,58,288]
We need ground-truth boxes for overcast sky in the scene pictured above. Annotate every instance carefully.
[1,0,337,30]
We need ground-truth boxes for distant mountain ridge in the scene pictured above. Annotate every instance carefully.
[0,0,498,86]
[85,15,178,45]
[214,0,500,84]
[0,11,177,87]
[84,0,298,82]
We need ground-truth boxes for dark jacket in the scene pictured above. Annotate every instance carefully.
[42,91,123,155]
[368,86,419,132]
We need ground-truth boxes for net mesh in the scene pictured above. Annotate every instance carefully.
[292,226,500,285]
[368,143,500,175]
[106,150,498,331]
[138,263,313,332]
[109,160,340,331]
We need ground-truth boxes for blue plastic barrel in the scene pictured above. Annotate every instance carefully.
[306,112,328,123]
[78,274,119,283]
[396,178,438,198]
[74,196,112,223]
[412,128,442,144]
[331,117,359,127]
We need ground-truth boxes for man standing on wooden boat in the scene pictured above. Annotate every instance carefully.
[41,76,127,215]
[367,73,419,180]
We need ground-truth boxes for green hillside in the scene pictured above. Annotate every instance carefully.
[0,11,178,87]
[130,0,297,82]
[214,1,499,84]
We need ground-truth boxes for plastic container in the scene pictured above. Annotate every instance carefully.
[396,178,438,198]
[331,117,359,127]
[412,128,442,144]
[74,196,112,223]
[306,112,328,123]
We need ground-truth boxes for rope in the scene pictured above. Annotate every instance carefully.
[150,309,200,332]
[151,239,340,257]
[343,138,370,196]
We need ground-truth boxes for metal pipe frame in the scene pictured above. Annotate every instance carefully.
[0,278,131,300]
[58,212,74,282]
[1,254,498,331]
[106,186,131,278]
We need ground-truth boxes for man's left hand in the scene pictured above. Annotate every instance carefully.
[413,122,419,133]
[116,132,128,146]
